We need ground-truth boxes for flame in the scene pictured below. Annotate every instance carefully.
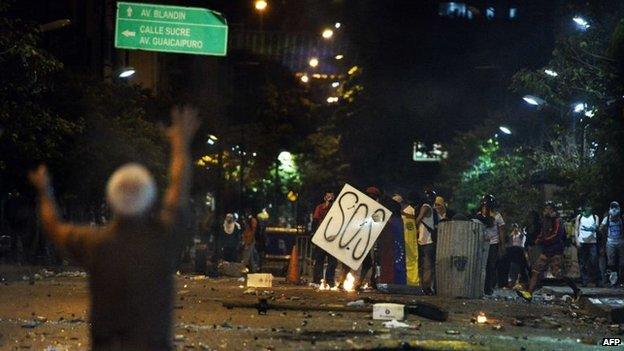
[477,312,487,324]
[318,279,331,291]
[343,272,356,292]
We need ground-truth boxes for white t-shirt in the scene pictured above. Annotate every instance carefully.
[576,215,599,244]
[418,204,434,246]
[484,213,505,244]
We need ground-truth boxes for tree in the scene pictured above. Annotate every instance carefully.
[0,3,76,196]
[510,2,624,211]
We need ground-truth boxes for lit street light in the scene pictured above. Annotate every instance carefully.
[322,28,334,39]
[117,67,136,78]
[544,69,558,77]
[326,96,339,103]
[573,16,590,30]
[331,81,340,88]
[309,57,319,68]
[254,0,268,12]
[300,75,309,83]
[207,134,218,145]
[522,95,545,106]
[335,54,344,60]
[335,22,341,29]
[499,126,512,135]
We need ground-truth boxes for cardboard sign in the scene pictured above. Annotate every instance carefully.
[311,184,392,270]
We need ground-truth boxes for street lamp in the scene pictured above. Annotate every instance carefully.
[117,67,136,78]
[335,22,342,29]
[300,75,309,83]
[207,134,218,145]
[254,0,268,12]
[522,95,545,106]
[499,126,512,135]
[544,69,558,77]
[308,57,319,68]
[573,16,590,30]
[39,19,71,32]
[331,81,340,88]
[335,54,344,60]
[322,28,334,39]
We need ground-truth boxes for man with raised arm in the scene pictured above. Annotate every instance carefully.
[28,106,199,351]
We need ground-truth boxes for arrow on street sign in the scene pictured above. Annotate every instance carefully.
[121,30,136,37]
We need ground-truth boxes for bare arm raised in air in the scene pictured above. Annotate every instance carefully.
[160,106,200,227]
[29,166,94,250]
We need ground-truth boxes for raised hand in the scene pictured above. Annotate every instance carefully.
[28,165,51,192]
[166,105,200,148]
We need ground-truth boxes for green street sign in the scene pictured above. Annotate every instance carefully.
[114,2,228,56]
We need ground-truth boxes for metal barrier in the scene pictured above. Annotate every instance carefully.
[262,226,313,277]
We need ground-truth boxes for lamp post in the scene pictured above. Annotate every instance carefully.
[254,1,267,30]
[521,95,587,145]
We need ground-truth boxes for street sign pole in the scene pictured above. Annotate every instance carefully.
[114,2,228,56]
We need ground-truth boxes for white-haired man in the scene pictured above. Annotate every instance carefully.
[28,106,199,350]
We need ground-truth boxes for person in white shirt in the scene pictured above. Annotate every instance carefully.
[477,194,506,295]
[574,204,600,287]
[416,190,438,295]
[507,223,528,289]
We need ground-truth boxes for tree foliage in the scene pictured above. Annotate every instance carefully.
[441,2,624,220]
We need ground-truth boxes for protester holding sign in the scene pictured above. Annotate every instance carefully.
[400,200,419,286]
[377,193,406,285]
[312,190,338,286]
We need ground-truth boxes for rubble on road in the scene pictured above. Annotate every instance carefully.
[54,271,87,278]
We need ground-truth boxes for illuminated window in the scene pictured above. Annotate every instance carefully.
[439,2,467,18]
[486,7,495,20]
[509,8,517,19]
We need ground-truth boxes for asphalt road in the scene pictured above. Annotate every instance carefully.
[0,270,622,350]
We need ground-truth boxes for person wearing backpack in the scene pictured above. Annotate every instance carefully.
[574,204,600,287]
[416,190,439,295]
[516,201,581,302]
[600,201,624,287]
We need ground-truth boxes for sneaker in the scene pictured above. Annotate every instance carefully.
[609,272,618,286]
[571,287,582,302]
[515,289,533,302]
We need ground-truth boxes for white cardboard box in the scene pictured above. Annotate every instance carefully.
[372,303,405,321]
[246,273,273,288]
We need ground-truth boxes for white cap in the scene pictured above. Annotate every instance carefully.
[106,163,156,217]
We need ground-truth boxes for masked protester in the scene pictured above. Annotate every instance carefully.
[600,201,624,287]
[507,223,528,289]
[358,186,383,289]
[29,106,199,350]
[574,204,600,287]
[476,194,506,295]
[311,190,337,286]
[516,202,581,302]
[416,189,438,295]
